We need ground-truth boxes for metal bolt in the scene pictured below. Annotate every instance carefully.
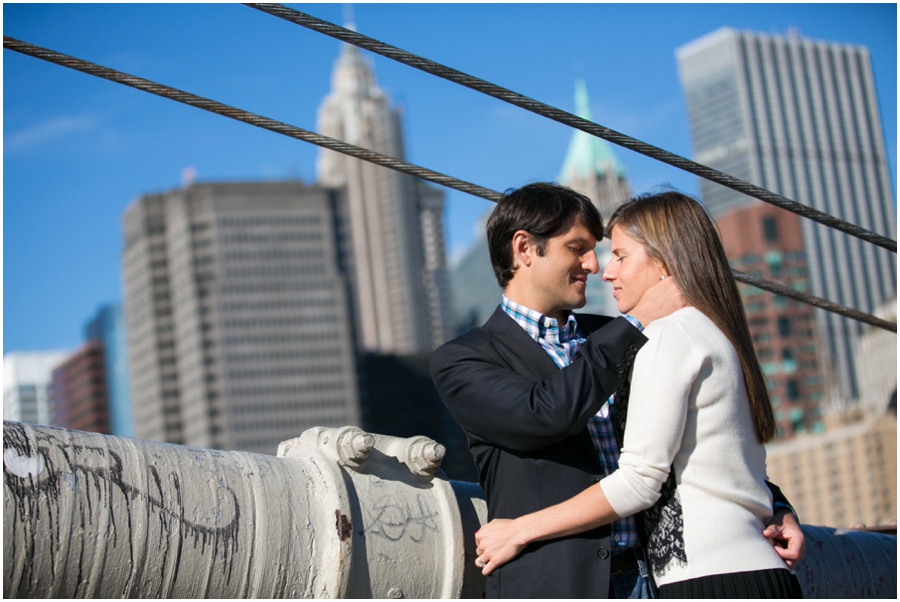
[404,437,445,476]
[423,442,445,465]
[337,429,374,468]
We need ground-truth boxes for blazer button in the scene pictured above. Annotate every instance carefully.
[625,351,635,360]
[597,547,610,559]
[628,344,638,352]
[615,365,625,375]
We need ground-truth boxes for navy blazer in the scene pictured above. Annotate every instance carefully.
[430,307,647,598]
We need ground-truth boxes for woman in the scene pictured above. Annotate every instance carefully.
[474,191,801,598]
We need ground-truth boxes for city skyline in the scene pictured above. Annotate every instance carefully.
[4,3,896,353]
[678,27,897,402]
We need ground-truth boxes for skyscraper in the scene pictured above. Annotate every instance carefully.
[85,303,134,437]
[3,351,69,425]
[677,28,897,401]
[317,44,451,354]
[122,182,361,454]
[558,80,631,317]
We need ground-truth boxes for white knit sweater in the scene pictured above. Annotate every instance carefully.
[600,307,787,586]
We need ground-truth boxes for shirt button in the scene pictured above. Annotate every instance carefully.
[597,547,610,559]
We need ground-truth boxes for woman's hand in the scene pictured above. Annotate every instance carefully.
[474,518,528,576]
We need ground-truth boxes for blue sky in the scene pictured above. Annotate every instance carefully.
[4,3,897,353]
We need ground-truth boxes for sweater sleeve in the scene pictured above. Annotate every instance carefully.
[599,317,703,517]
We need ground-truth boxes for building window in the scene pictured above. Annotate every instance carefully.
[781,349,797,374]
[787,379,800,400]
[777,317,791,337]
[762,217,779,242]
[765,250,784,276]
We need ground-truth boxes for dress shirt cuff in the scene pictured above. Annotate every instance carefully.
[623,314,644,332]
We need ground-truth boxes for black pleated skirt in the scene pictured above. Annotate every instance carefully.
[658,568,803,599]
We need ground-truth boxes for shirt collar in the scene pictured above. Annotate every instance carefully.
[501,295,580,345]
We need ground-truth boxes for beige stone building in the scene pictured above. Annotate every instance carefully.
[316,44,451,354]
[122,182,361,453]
[765,409,896,528]
[854,298,897,417]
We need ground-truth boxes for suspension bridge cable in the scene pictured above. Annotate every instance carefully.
[733,271,895,333]
[246,3,897,255]
[3,37,894,334]
[1,37,501,205]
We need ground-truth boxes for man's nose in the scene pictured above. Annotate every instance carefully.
[583,249,600,274]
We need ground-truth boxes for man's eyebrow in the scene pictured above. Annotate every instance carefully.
[567,234,596,244]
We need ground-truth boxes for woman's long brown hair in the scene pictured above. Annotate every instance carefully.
[608,191,776,443]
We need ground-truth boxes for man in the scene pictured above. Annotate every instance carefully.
[430,183,804,598]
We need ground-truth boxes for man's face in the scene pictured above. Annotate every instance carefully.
[602,225,665,315]
[525,219,600,319]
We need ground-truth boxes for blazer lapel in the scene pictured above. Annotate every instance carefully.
[482,306,560,378]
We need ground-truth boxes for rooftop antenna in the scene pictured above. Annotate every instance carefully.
[342,3,356,32]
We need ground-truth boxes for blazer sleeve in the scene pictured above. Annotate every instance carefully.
[430,316,646,453]
[765,480,798,520]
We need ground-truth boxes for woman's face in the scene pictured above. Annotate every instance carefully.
[602,225,667,315]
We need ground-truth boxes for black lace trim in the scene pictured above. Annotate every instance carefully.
[641,471,687,578]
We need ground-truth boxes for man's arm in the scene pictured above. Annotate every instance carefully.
[430,317,645,453]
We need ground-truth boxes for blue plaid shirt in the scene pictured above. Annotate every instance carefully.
[501,296,641,552]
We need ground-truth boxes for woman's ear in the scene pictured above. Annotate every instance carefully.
[656,260,670,280]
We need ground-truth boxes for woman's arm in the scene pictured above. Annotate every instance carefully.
[474,482,619,576]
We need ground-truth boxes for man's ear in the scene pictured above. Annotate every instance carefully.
[511,230,534,269]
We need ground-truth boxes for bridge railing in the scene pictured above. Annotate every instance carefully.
[4,421,896,598]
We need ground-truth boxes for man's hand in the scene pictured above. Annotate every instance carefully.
[763,508,806,570]
[474,519,528,576]
[628,276,687,327]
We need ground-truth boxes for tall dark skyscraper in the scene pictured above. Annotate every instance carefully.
[677,27,896,401]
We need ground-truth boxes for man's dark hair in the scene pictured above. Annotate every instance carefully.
[486,182,604,288]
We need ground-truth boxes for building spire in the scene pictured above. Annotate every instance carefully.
[342,3,356,31]
[558,79,627,184]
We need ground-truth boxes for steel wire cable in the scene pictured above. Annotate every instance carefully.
[3,37,894,333]
[246,3,897,255]
[2,38,501,205]
[732,271,895,333]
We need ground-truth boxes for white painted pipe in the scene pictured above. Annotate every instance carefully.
[3,421,487,598]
